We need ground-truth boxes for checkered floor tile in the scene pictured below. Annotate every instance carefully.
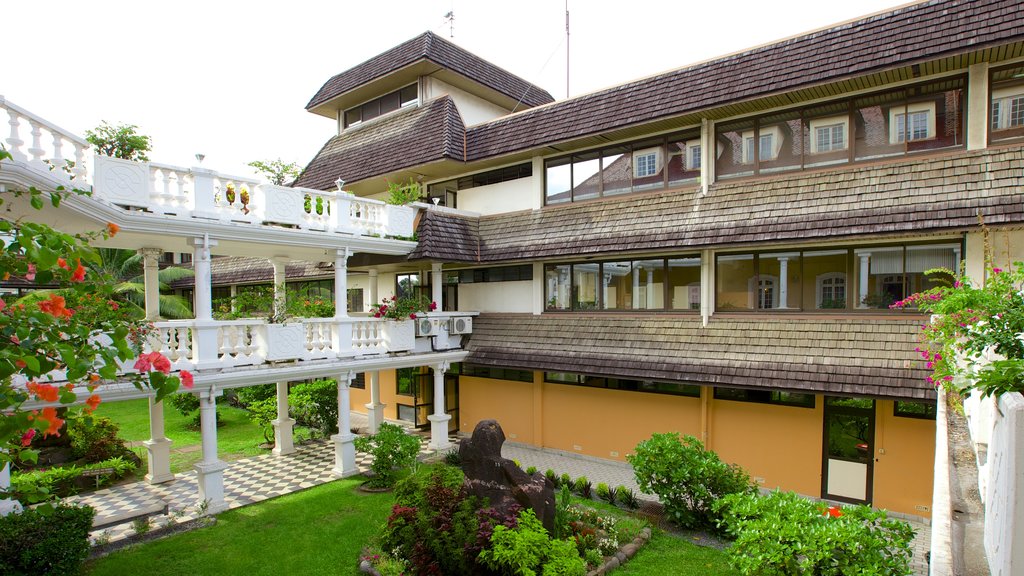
[69,432,457,546]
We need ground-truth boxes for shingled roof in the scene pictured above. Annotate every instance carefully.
[465,0,1024,161]
[169,257,332,289]
[294,96,466,191]
[410,147,1024,263]
[306,32,555,111]
[408,209,480,262]
[466,314,933,399]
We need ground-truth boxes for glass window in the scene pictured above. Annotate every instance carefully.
[601,261,634,310]
[396,273,421,299]
[572,264,600,310]
[379,91,401,115]
[344,108,361,127]
[758,111,801,174]
[667,257,702,310]
[990,64,1024,144]
[572,152,601,201]
[855,247,903,309]
[802,250,848,310]
[397,404,415,423]
[633,259,665,309]
[716,254,755,310]
[854,88,906,162]
[894,400,937,419]
[716,119,756,180]
[545,157,572,205]
[600,146,631,196]
[396,368,417,396]
[804,101,851,169]
[343,85,417,128]
[631,140,665,192]
[906,78,964,153]
[400,85,418,106]
[714,387,815,408]
[463,364,533,382]
[759,252,800,309]
[905,244,958,297]
[545,264,571,310]
[667,136,701,187]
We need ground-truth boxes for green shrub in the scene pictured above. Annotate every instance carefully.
[68,416,131,462]
[290,379,338,436]
[478,508,586,576]
[11,456,137,503]
[574,476,592,499]
[595,482,612,503]
[235,383,276,408]
[247,397,277,445]
[560,473,572,489]
[444,448,461,466]
[628,432,754,529]
[526,465,537,475]
[354,422,421,488]
[168,392,202,428]
[0,503,95,575]
[616,485,640,510]
[714,490,915,575]
[545,469,558,487]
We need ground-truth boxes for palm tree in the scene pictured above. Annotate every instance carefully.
[92,248,194,319]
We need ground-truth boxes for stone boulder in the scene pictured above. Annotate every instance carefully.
[459,419,555,532]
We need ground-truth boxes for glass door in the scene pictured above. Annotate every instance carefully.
[822,396,875,504]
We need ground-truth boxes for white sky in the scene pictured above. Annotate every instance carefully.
[5,0,913,180]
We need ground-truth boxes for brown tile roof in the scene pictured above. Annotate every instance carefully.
[412,147,1024,263]
[306,32,555,111]
[465,0,1024,161]
[294,96,466,190]
[408,209,480,262]
[466,314,934,399]
[169,257,332,289]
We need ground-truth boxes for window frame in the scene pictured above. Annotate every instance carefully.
[889,101,936,144]
[714,386,816,408]
[544,255,701,313]
[343,84,419,129]
[894,400,937,420]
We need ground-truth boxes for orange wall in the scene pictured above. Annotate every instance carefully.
[346,370,404,422]
[541,382,701,462]
[873,399,935,517]
[708,396,824,496]
[459,376,536,444]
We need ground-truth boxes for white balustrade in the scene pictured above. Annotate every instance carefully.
[1,96,90,183]
[212,175,260,223]
[149,321,196,369]
[350,198,387,236]
[302,318,336,359]
[216,320,261,367]
[350,318,385,354]
[148,163,193,215]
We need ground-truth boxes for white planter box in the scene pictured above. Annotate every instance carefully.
[383,320,415,353]
[385,205,415,237]
[255,184,304,226]
[93,155,150,207]
[256,323,306,361]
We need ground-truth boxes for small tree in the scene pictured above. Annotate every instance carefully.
[354,422,421,488]
[248,158,301,186]
[85,121,152,161]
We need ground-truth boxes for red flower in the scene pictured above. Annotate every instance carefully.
[70,260,86,282]
[106,222,120,237]
[14,359,26,369]
[0,298,6,313]
[27,382,60,403]
[409,313,417,319]
[9,335,18,344]
[85,394,101,412]
[824,506,843,518]
[20,428,36,447]
[57,257,69,270]
[38,294,73,319]
[180,370,194,389]
[108,300,120,310]
[429,301,437,311]
[151,353,171,374]
[133,354,152,372]
[39,406,64,437]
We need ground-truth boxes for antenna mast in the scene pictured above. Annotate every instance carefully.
[565,1,570,99]
[444,10,454,38]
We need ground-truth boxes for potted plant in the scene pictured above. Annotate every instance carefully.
[370,294,436,353]
[384,178,420,237]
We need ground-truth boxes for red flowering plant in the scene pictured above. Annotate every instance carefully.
[369,294,436,320]
[0,149,189,502]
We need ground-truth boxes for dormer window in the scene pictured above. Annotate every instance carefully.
[889,102,935,143]
[989,64,1024,145]
[343,84,418,128]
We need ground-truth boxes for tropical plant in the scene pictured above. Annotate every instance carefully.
[248,158,301,186]
[385,178,422,205]
[369,294,435,320]
[85,121,152,161]
[353,422,421,488]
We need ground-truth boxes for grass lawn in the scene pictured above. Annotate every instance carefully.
[95,398,273,473]
[616,531,735,575]
[85,478,392,576]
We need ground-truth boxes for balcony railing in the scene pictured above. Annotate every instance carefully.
[1,95,89,183]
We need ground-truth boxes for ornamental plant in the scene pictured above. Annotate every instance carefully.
[0,149,190,503]
[353,422,421,488]
[369,294,436,320]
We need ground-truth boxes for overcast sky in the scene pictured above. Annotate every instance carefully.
[5,0,913,180]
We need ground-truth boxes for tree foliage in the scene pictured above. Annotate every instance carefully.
[84,121,152,162]
[248,158,301,186]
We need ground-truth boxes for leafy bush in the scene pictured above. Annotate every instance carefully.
[573,476,592,499]
[596,482,616,505]
[560,473,572,489]
[444,448,461,466]
[290,379,338,436]
[11,456,137,503]
[616,485,640,510]
[545,469,558,488]
[167,392,202,428]
[714,490,915,575]
[526,466,537,475]
[0,503,95,575]
[247,397,277,445]
[478,509,586,576]
[385,178,422,205]
[628,432,754,529]
[235,383,276,408]
[68,415,131,462]
[354,422,421,488]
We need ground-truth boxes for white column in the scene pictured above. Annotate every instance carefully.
[272,381,295,456]
[701,118,714,193]
[271,256,288,320]
[0,459,22,516]
[602,273,611,309]
[700,249,713,326]
[141,248,162,320]
[631,267,640,309]
[334,249,349,317]
[365,370,385,433]
[858,253,871,309]
[431,262,443,309]
[332,372,358,478]
[645,269,655,309]
[428,362,452,451]
[144,397,174,484]
[777,257,789,309]
[967,63,990,151]
[368,269,379,307]
[189,235,220,369]
[194,388,228,514]
[532,262,544,315]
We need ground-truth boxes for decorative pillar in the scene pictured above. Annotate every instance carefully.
[141,248,162,320]
[365,371,385,433]
[967,63,990,151]
[602,273,612,309]
[858,253,871,309]
[368,269,379,307]
[646,269,655,309]
[270,256,288,320]
[189,235,220,369]
[0,459,22,516]
[144,397,175,484]
[428,362,452,451]
[272,381,295,456]
[332,372,359,478]
[777,257,790,309]
[194,388,228,514]
[631,267,640,309]
[431,262,443,309]
[334,249,350,317]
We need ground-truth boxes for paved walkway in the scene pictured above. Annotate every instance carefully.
[68,421,931,576]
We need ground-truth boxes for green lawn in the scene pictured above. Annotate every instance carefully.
[95,398,272,473]
[617,532,735,575]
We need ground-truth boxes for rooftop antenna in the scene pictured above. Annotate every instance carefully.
[565,1,570,99]
[443,10,454,38]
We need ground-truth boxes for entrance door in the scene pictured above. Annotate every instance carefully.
[822,396,875,504]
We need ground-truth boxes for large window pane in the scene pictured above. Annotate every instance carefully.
[855,247,903,309]
[905,78,964,154]
[545,264,571,310]
[716,119,756,180]
[804,102,851,170]
[991,64,1024,145]
[667,257,701,310]
[602,261,633,310]
[759,252,800,309]
[571,152,601,201]
[854,89,906,162]
[905,244,958,298]
[666,132,702,187]
[803,250,849,310]
[601,146,631,196]
[758,111,802,175]
[631,139,666,192]
[572,264,600,310]
[634,259,665,309]
[716,254,755,310]
[545,157,571,205]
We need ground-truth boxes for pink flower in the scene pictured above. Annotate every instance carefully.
[133,354,152,372]
[25,263,36,281]
[993,268,1002,274]
[180,370,194,389]
[150,352,171,374]
[429,301,437,311]
[20,428,36,447]
[410,313,417,319]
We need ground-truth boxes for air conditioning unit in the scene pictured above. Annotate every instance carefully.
[449,316,473,335]
[415,317,438,336]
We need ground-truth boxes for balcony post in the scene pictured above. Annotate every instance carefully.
[195,387,228,514]
[141,248,162,320]
[431,262,443,309]
[272,381,295,456]
[777,257,790,309]
[365,370,385,433]
[368,269,379,307]
[144,397,175,484]
[190,167,219,220]
[631,267,640,309]
[334,248,350,317]
[271,256,288,320]
[646,268,655,309]
[858,253,871,309]
[332,371,358,478]
[0,459,22,516]
[189,235,220,369]
[428,362,452,451]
